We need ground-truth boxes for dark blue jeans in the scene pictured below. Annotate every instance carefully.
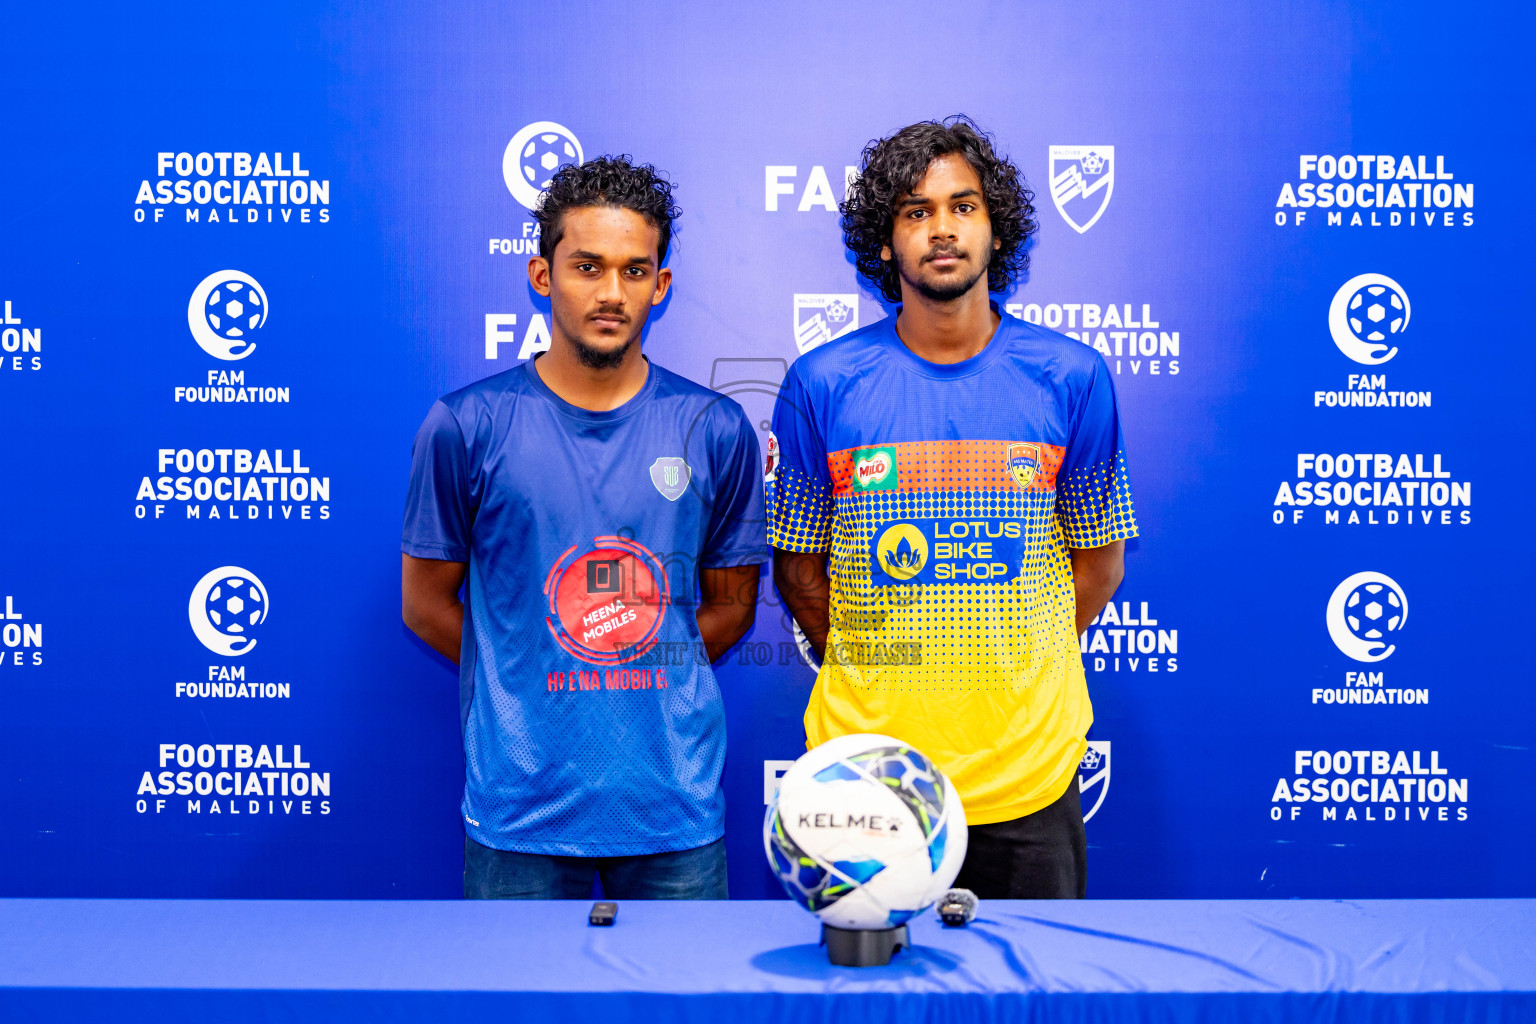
[463,835,728,900]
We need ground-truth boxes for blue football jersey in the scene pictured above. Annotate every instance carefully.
[402,358,767,856]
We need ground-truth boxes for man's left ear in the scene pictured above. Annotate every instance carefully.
[651,266,673,306]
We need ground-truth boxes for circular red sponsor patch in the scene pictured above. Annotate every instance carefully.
[545,538,668,664]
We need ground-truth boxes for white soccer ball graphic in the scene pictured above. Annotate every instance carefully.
[764,734,967,930]
[203,278,266,341]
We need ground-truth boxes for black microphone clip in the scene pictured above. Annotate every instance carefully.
[937,888,978,927]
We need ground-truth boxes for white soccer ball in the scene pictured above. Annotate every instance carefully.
[764,734,967,930]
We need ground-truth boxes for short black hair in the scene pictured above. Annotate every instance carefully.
[534,156,680,264]
[841,116,1037,303]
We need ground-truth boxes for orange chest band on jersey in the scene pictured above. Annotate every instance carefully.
[827,439,1064,497]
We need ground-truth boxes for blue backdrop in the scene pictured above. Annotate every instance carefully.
[1,0,1531,900]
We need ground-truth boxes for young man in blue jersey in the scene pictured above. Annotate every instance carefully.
[402,157,766,900]
[768,118,1137,899]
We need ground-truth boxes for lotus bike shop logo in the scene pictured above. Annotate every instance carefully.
[793,294,859,354]
[503,121,584,211]
[1049,146,1114,234]
[187,271,269,361]
[1079,741,1111,823]
[873,523,928,582]
[545,537,669,664]
[188,566,269,656]
[1326,571,1408,663]
[1328,273,1410,366]
[649,457,691,502]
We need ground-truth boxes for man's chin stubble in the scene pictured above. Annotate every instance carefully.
[570,332,636,370]
[910,267,986,303]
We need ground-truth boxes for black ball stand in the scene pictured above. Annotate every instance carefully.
[821,923,910,967]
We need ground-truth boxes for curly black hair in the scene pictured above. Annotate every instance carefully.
[535,155,680,263]
[841,116,1037,303]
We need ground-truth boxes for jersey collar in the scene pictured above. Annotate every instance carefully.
[880,303,1012,380]
[523,355,657,424]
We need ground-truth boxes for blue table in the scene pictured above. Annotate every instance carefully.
[1,898,1531,1022]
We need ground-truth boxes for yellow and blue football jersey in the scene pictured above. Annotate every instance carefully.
[767,311,1137,824]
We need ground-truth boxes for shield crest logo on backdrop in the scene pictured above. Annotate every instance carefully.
[1006,442,1042,488]
[1079,740,1111,823]
[793,294,859,354]
[649,457,691,501]
[1049,146,1115,234]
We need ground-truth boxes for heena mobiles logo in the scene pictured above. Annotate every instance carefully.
[503,122,584,210]
[188,271,269,361]
[544,537,668,664]
[188,566,269,657]
[1326,571,1407,663]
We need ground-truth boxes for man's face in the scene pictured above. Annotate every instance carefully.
[882,153,999,303]
[529,205,672,369]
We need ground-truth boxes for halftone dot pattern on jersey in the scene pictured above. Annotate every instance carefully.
[1058,449,1138,548]
[828,440,1064,495]
[767,462,834,552]
[824,485,1078,694]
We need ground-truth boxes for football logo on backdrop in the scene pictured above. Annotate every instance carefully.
[187,271,268,361]
[1006,442,1042,488]
[1079,741,1111,823]
[188,566,269,657]
[649,457,691,501]
[545,537,669,664]
[1326,571,1408,663]
[1328,273,1410,366]
[503,121,584,210]
[793,294,859,354]
[1049,146,1115,234]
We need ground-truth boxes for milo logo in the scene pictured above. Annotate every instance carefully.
[852,447,898,491]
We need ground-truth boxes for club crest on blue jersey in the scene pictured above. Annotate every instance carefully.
[1006,442,1042,488]
[649,457,691,501]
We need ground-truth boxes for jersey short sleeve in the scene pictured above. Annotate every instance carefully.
[1055,355,1138,549]
[700,406,770,568]
[766,364,834,553]
[401,399,474,562]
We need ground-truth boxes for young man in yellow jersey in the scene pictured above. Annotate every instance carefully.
[767,118,1136,898]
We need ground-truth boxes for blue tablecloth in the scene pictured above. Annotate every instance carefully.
[1,898,1531,1022]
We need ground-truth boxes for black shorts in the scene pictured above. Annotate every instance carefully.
[952,773,1086,899]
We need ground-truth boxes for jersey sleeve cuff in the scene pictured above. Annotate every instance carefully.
[401,541,469,562]
[1063,522,1138,549]
[699,548,770,569]
[767,537,832,555]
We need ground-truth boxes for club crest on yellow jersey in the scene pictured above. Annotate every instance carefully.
[1006,442,1042,488]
